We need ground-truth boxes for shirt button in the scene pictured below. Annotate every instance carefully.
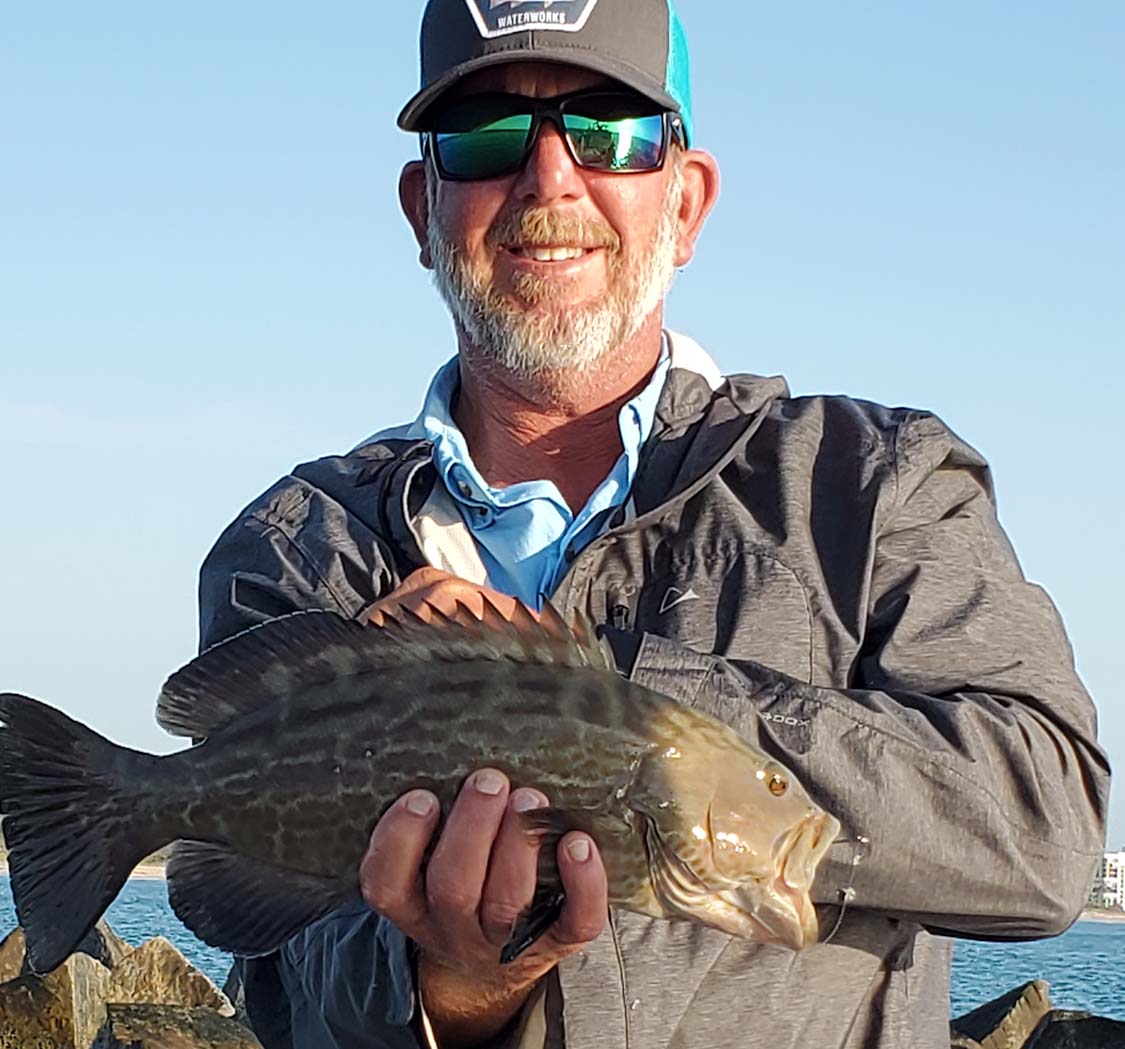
[457,481,473,498]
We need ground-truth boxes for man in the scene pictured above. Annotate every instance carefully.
[198,1,1110,1047]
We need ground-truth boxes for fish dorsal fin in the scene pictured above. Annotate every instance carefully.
[379,596,614,674]
[157,599,613,740]
[157,610,376,738]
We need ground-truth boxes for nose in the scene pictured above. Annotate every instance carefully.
[510,120,587,206]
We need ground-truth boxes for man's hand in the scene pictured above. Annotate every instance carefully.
[367,566,529,627]
[363,570,606,1047]
[360,770,608,1049]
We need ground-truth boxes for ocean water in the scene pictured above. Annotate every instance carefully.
[1,877,1122,1022]
[0,877,231,988]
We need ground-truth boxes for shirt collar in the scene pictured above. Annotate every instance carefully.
[419,341,671,516]
[351,329,722,455]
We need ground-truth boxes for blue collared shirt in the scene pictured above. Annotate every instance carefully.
[415,351,670,609]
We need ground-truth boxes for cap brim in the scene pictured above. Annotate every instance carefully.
[397,50,681,131]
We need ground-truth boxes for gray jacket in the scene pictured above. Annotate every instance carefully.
[198,337,1109,1049]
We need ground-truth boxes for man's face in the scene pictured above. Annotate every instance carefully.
[419,63,685,376]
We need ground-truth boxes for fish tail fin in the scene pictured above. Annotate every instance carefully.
[0,692,163,973]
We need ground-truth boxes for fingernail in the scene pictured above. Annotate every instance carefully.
[512,789,547,813]
[567,837,591,863]
[404,791,436,817]
[474,769,505,796]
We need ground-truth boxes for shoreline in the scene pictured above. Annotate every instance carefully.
[126,864,167,880]
[1078,908,1125,924]
[2,863,1124,922]
[0,863,168,881]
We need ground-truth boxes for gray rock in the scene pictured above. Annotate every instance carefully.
[951,1035,984,1049]
[92,1002,263,1048]
[0,919,132,982]
[107,937,233,1016]
[0,930,25,986]
[76,920,134,973]
[951,980,1053,1049]
[0,922,236,1046]
[0,951,111,1049]
[1026,1009,1125,1048]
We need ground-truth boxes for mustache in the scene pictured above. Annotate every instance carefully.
[485,208,621,253]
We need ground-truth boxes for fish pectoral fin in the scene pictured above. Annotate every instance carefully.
[498,805,593,963]
[500,884,566,965]
[167,841,356,957]
[519,805,581,847]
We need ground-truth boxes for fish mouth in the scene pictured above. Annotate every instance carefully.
[710,813,841,950]
[778,812,839,893]
[757,811,841,948]
[644,816,830,951]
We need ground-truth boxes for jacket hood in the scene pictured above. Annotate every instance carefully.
[632,332,789,519]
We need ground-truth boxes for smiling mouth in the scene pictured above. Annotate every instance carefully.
[504,245,599,262]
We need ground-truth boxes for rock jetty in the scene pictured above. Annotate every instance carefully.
[951,979,1125,1048]
[0,922,260,1048]
[0,918,1122,1047]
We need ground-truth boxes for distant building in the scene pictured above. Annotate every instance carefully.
[1089,848,1125,909]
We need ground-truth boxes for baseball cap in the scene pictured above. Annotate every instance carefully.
[398,0,694,145]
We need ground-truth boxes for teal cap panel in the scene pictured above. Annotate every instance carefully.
[665,1,693,145]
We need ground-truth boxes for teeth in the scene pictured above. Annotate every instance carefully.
[516,246,588,261]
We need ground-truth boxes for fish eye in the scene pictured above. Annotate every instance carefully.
[767,772,788,797]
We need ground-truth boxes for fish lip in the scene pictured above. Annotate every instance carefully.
[723,812,839,950]
[777,812,836,892]
[777,813,841,947]
[645,816,810,948]
[715,884,811,949]
[642,811,834,951]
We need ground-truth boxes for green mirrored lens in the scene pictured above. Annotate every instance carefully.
[435,114,532,178]
[429,92,669,179]
[562,112,665,171]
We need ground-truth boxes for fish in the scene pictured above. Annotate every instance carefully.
[0,600,841,975]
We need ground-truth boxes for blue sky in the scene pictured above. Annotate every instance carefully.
[1,2,1122,853]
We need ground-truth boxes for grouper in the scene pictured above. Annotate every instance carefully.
[0,601,840,975]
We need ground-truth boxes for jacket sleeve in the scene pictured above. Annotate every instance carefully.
[198,474,402,648]
[198,477,423,1049]
[614,411,1110,941]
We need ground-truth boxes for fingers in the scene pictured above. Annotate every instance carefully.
[425,769,512,945]
[549,832,609,949]
[367,568,528,627]
[359,789,441,940]
[367,567,448,626]
[479,787,550,948]
[360,770,607,983]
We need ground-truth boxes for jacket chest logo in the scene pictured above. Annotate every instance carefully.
[659,587,700,614]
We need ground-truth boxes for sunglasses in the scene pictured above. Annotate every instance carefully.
[423,88,685,181]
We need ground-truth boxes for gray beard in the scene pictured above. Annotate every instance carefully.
[426,161,683,376]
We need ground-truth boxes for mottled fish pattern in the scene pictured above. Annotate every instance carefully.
[0,602,839,974]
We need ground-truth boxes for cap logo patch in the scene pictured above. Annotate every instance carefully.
[464,0,600,38]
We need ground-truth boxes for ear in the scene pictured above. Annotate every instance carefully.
[399,160,433,270]
[672,149,721,268]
